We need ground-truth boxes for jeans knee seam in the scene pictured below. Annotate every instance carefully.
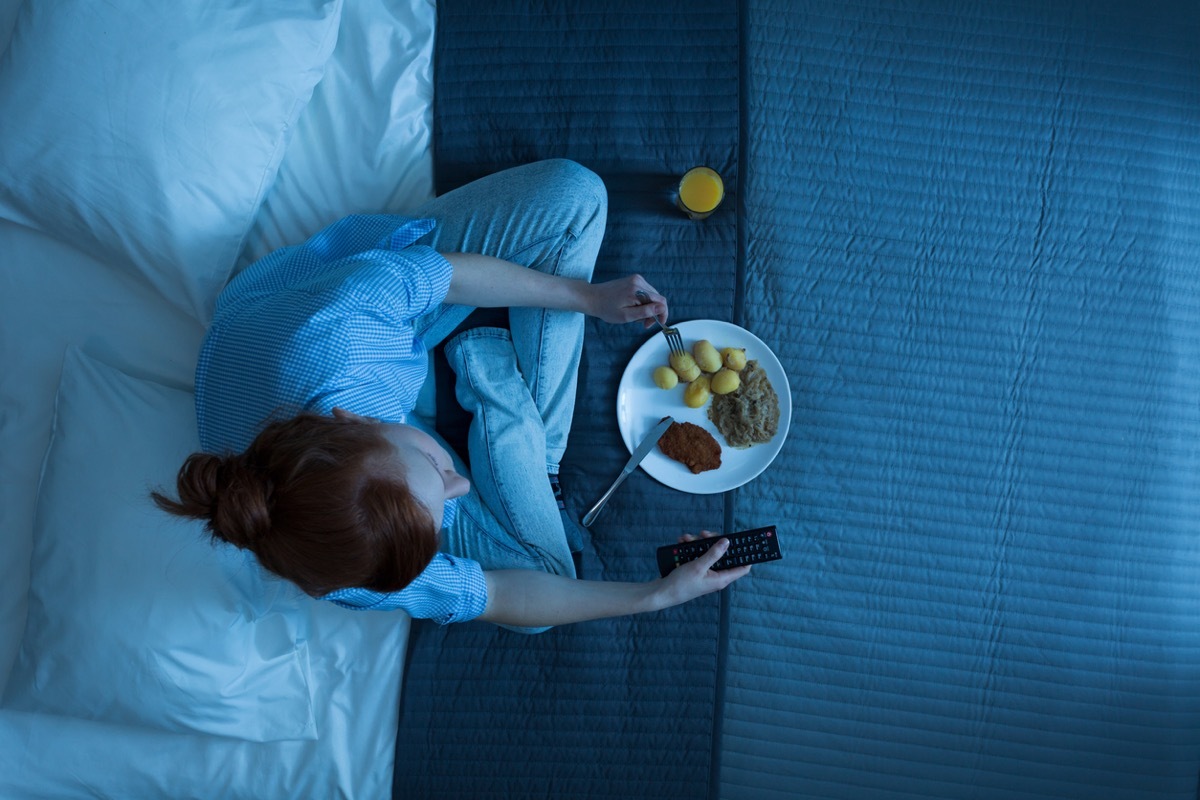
[456,503,542,565]
[499,231,564,266]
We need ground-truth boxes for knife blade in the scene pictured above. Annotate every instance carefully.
[581,416,675,527]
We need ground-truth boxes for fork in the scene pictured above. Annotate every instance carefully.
[635,290,685,356]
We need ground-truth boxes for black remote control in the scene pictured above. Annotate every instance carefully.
[656,525,783,577]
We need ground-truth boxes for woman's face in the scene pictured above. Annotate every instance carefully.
[332,409,470,530]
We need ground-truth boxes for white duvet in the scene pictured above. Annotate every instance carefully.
[0,0,436,796]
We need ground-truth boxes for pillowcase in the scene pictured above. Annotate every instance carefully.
[0,0,342,321]
[2,347,317,742]
[237,0,436,267]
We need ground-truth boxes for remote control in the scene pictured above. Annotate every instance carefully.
[656,525,783,577]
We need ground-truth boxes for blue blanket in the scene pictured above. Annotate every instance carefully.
[722,2,1200,797]
[397,1,1200,798]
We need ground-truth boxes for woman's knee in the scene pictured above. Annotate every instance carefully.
[536,161,606,284]
[536,158,603,193]
[533,159,607,229]
[561,159,606,204]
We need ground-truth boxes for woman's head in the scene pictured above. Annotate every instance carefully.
[151,411,469,597]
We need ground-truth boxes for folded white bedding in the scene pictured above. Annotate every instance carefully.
[240,0,436,266]
[0,0,436,795]
[0,215,411,800]
[0,0,343,320]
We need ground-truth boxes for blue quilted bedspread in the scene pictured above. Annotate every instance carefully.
[397,2,1200,798]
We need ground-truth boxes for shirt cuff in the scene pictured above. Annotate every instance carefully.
[399,244,454,309]
[434,553,489,624]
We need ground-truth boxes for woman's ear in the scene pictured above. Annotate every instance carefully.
[444,471,471,500]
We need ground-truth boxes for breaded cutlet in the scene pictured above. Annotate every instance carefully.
[656,418,722,474]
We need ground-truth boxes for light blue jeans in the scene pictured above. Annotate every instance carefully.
[407,159,607,586]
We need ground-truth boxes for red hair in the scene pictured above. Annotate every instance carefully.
[152,413,438,596]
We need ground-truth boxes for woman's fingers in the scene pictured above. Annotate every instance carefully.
[677,529,719,544]
[631,279,669,327]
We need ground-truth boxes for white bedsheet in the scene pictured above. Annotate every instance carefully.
[0,0,436,795]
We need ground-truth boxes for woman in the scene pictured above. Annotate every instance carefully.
[153,159,750,633]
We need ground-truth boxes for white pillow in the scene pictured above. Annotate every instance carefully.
[237,0,437,266]
[2,347,317,742]
[0,0,343,321]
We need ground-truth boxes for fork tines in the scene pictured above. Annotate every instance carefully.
[663,326,685,356]
[636,289,686,356]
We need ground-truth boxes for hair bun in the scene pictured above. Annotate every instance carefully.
[172,453,272,550]
[213,458,274,550]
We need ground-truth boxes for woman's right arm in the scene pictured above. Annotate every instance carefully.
[476,535,750,629]
[441,252,669,327]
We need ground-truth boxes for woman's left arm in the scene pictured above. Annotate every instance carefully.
[476,535,750,629]
[441,252,669,327]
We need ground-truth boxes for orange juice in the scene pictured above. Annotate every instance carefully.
[677,167,724,219]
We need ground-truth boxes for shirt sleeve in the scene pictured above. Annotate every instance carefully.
[342,243,453,325]
[215,214,440,315]
[322,552,489,625]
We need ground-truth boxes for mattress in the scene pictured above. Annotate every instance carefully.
[409,0,1200,798]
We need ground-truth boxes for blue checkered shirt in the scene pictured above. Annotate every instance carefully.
[196,214,488,625]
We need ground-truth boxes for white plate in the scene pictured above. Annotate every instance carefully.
[616,319,791,494]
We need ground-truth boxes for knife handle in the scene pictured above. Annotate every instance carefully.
[581,470,631,527]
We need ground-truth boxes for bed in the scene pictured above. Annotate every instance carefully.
[4,1,1200,799]
[0,0,436,796]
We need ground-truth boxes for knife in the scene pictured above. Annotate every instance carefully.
[581,416,675,528]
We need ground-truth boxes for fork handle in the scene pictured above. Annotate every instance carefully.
[635,290,666,330]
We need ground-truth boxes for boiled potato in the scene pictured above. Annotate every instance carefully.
[710,368,741,395]
[669,351,701,382]
[721,346,747,371]
[683,375,711,408]
[652,365,679,390]
[693,339,722,373]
